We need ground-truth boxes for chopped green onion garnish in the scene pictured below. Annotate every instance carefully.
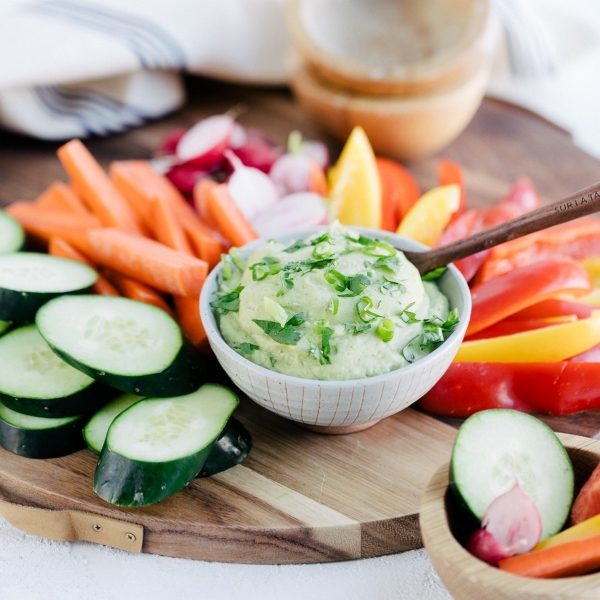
[324,269,348,292]
[422,267,447,281]
[229,248,247,272]
[363,241,396,257]
[313,319,329,334]
[355,296,383,323]
[313,241,332,258]
[327,297,339,315]
[250,263,268,281]
[376,319,395,343]
[264,297,288,327]
[221,254,233,280]
[399,302,420,324]
[345,322,371,334]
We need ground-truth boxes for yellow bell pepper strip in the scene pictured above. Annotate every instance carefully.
[417,361,600,417]
[467,258,592,336]
[534,515,600,552]
[456,311,600,362]
[396,184,460,247]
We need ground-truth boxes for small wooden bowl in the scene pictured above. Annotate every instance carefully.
[420,433,600,600]
[290,59,491,160]
[287,0,491,96]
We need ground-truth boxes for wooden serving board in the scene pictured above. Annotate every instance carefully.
[2,77,600,564]
[0,400,457,564]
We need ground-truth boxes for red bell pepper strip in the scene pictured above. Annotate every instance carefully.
[476,218,600,284]
[468,258,592,336]
[464,316,576,341]
[438,160,467,221]
[376,157,420,231]
[418,361,600,417]
[436,178,541,282]
[506,298,595,321]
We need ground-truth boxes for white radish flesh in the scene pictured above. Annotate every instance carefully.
[176,115,234,166]
[252,192,328,237]
[225,150,279,221]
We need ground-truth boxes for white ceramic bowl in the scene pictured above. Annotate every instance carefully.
[200,228,471,433]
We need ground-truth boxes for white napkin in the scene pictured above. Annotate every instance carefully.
[1,0,600,163]
[0,0,290,139]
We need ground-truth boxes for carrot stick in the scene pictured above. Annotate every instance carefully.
[87,228,208,298]
[205,183,259,247]
[193,179,221,231]
[48,237,120,296]
[308,159,329,197]
[103,269,174,317]
[6,202,101,247]
[174,295,210,353]
[57,140,145,235]
[183,222,222,270]
[35,181,91,216]
[150,195,194,255]
[498,534,600,578]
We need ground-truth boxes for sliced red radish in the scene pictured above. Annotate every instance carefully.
[252,192,328,237]
[157,128,186,156]
[224,150,279,222]
[303,140,329,170]
[176,114,234,167]
[232,129,282,173]
[229,122,248,149]
[467,482,542,566]
[165,165,212,196]
[269,153,313,196]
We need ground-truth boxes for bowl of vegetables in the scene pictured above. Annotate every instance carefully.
[200,226,471,433]
[420,409,600,599]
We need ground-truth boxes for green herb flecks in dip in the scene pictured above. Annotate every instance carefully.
[212,223,458,380]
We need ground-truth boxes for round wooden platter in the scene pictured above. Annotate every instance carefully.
[0,398,457,564]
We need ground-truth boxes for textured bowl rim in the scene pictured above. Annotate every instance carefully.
[286,0,491,87]
[200,227,471,389]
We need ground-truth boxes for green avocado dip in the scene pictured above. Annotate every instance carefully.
[211,223,459,381]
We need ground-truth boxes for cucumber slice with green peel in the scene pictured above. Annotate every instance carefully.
[450,409,574,541]
[84,392,252,477]
[197,417,252,478]
[0,210,25,254]
[94,384,239,506]
[0,325,114,418]
[0,402,86,458]
[36,295,205,397]
[83,393,143,452]
[0,253,98,323]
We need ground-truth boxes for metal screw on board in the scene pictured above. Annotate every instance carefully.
[92,524,103,532]
[125,533,136,542]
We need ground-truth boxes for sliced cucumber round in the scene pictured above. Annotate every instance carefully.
[0,253,98,323]
[0,210,25,254]
[94,384,239,506]
[450,409,574,541]
[83,393,143,452]
[0,402,86,458]
[197,417,252,478]
[0,325,113,418]
[84,392,251,477]
[36,295,205,397]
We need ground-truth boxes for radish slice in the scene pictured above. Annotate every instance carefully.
[165,165,212,196]
[252,192,328,237]
[229,122,248,149]
[303,141,329,170]
[157,128,186,157]
[232,129,282,173]
[467,482,543,566]
[225,150,279,221]
[177,115,234,167]
[269,153,312,196]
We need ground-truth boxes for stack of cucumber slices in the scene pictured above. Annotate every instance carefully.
[0,210,248,506]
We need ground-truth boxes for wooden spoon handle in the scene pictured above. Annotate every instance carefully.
[405,181,600,275]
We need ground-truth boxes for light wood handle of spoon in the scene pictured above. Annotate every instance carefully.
[405,181,600,276]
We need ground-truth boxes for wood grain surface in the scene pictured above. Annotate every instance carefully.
[1,76,600,563]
